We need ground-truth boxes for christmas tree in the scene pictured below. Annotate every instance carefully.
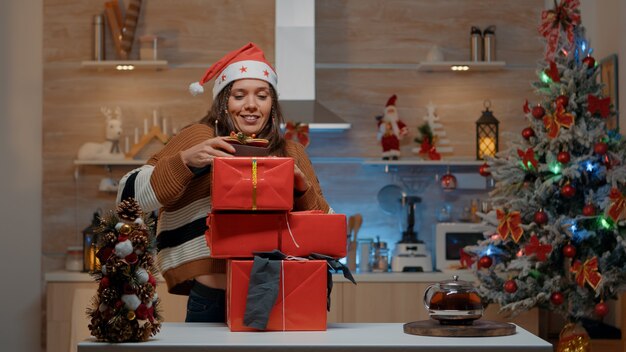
[467,0,625,326]
[87,198,162,342]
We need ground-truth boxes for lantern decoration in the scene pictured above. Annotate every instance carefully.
[83,211,102,272]
[476,100,499,160]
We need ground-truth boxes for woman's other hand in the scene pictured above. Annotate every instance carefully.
[181,137,235,168]
[294,163,310,194]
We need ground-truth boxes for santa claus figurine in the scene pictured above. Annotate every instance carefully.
[377,94,408,160]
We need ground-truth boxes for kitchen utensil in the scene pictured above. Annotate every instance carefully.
[352,214,362,241]
[423,275,483,325]
[346,215,357,271]
[371,238,389,272]
[357,238,373,272]
[377,184,404,215]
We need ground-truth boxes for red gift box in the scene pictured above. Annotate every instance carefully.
[206,211,347,259]
[227,260,327,331]
[212,157,294,211]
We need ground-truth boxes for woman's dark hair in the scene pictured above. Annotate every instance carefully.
[199,81,287,156]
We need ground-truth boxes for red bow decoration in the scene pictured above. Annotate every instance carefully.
[523,100,530,114]
[418,136,441,160]
[496,209,524,243]
[524,234,552,261]
[571,256,602,290]
[538,0,581,61]
[518,148,538,170]
[284,121,310,147]
[545,61,561,83]
[459,248,475,269]
[587,94,611,118]
[607,187,626,222]
[543,104,574,138]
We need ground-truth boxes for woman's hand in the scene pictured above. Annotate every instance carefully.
[294,164,310,194]
[180,137,236,168]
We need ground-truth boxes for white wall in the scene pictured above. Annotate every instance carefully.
[0,1,43,351]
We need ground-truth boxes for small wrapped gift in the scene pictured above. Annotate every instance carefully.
[227,259,327,331]
[224,132,270,156]
[212,157,294,211]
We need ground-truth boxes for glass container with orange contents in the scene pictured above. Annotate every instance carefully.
[423,275,483,325]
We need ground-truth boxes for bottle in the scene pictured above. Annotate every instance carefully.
[357,238,373,272]
[370,240,389,272]
[469,26,483,62]
[93,14,105,61]
[65,246,83,272]
[483,25,496,62]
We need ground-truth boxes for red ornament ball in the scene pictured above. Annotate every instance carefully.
[531,105,545,120]
[534,210,549,225]
[479,163,491,177]
[504,280,518,293]
[582,204,596,216]
[522,127,535,140]
[582,56,596,69]
[440,173,457,190]
[557,151,570,164]
[594,142,608,155]
[478,255,493,269]
[556,95,569,108]
[562,244,576,258]
[550,292,564,306]
[561,184,576,198]
[595,302,609,317]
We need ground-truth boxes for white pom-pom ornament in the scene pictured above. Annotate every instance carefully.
[115,239,134,258]
[189,82,204,96]
[134,217,144,225]
[135,267,149,284]
[122,294,141,310]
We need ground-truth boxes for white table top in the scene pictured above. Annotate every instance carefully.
[77,322,552,352]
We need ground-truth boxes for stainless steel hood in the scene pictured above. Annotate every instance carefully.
[275,0,350,131]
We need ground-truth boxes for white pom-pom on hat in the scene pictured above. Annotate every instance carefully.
[115,239,134,258]
[189,82,204,96]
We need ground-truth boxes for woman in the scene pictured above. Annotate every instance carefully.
[117,42,330,323]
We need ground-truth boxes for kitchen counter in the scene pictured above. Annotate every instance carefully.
[77,322,552,352]
[45,270,475,283]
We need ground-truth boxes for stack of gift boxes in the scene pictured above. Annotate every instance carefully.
[205,157,347,331]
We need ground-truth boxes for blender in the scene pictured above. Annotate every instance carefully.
[391,195,433,272]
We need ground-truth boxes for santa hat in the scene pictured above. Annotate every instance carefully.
[188,42,278,98]
[386,94,397,107]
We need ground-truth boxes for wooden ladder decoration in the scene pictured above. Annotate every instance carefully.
[126,126,168,159]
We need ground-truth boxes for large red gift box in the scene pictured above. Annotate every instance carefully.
[227,260,327,331]
[212,157,294,211]
[206,211,347,258]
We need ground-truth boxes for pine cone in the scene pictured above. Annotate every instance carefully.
[103,232,117,245]
[100,287,120,305]
[137,283,155,303]
[116,198,143,222]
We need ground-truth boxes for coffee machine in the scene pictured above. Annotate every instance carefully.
[391,195,433,272]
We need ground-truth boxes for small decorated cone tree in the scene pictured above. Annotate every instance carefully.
[466,1,625,350]
[87,198,162,342]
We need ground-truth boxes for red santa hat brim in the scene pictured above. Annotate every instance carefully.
[386,94,397,107]
[189,42,278,98]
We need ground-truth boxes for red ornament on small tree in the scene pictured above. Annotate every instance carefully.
[531,105,545,120]
[562,243,576,258]
[561,183,576,198]
[582,203,596,216]
[556,95,569,108]
[557,151,570,164]
[522,127,535,140]
[594,301,609,318]
[504,279,518,293]
[534,210,548,225]
[582,56,595,69]
[478,255,493,269]
[550,292,564,305]
[479,163,491,177]
[594,142,608,155]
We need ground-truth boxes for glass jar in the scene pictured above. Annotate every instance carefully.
[65,246,83,272]
[370,241,389,272]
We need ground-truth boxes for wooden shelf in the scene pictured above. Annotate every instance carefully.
[417,61,506,72]
[80,60,168,71]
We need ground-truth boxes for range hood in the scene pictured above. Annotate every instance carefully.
[275,0,351,131]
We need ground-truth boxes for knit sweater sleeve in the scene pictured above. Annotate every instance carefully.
[116,124,213,209]
[286,141,331,213]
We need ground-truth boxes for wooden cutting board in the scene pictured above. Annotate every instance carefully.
[403,319,516,337]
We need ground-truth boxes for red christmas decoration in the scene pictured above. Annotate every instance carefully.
[556,95,569,108]
[479,163,491,177]
[561,183,576,198]
[534,210,549,225]
[587,94,611,118]
[478,255,493,269]
[594,142,608,155]
[504,280,518,293]
[607,188,626,222]
[440,173,457,190]
[594,301,609,318]
[545,61,561,82]
[550,292,564,306]
[522,127,535,140]
[496,209,524,243]
[539,0,580,61]
[582,56,595,69]
[532,105,545,120]
[557,151,571,164]
[571,257,602,290]
[582,203,596,216]
[562,243,576,258]
[543,104,574,139]
[518,148,539,170]
[525,234,553,261]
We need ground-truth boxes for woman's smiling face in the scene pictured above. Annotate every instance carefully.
[227,79,272,136]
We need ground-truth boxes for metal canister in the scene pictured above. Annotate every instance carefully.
[370,241,389,272]
[483,25,496,62]
[93,14,105,61]
[469,26,483,62]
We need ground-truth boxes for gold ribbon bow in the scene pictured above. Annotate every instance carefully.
[497,209,524,243]
[607,187,626,222]
[538,0,581,60]
[571,256,602,290]
[284,121,310,147]
[543,104,574,139]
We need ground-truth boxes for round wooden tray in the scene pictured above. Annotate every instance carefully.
[403,319,516,337]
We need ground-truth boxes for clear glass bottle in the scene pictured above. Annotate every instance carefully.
[370,241,389,272]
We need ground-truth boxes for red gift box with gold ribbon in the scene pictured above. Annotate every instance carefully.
[212,157,294,211]
[227,259,327,331]
[206,211,347,259]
